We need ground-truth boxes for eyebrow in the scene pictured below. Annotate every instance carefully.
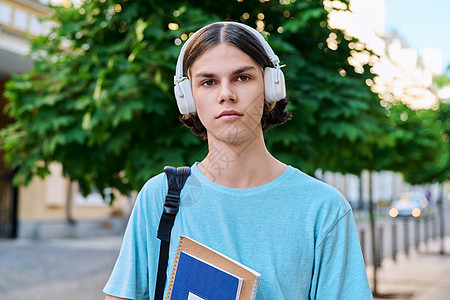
[193,66,257,79]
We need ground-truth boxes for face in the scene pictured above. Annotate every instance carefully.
[189,43,265,146]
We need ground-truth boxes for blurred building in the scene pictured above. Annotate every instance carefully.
[372,30,441,109]
[327,0,444,109]
[0,0,129,239]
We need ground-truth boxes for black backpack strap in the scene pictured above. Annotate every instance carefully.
[154,166,190,300]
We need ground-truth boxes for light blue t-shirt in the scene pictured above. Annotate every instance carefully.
[104,164,372,299]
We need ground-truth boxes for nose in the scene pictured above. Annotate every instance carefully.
[218,82,237,104]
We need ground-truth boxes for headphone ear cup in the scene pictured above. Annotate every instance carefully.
[174,79,196,114]
[264,67,286,102]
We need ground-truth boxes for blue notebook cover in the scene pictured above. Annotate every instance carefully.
[170,251,243,300]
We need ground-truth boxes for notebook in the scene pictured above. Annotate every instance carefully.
[169,251,243,300]
[166,236,261,300]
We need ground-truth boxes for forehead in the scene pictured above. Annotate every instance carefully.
[190,43,261,75]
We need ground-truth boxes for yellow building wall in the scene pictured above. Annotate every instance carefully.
[18,163,130,222]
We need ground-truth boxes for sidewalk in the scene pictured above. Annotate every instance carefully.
[0,236,122,300]
[369,235,450,299]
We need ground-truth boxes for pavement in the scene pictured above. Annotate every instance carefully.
[0,235,449,300]
[0,236,122,300]
[369,235,450,300]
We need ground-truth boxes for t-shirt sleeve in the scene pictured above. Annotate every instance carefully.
[103,174,166,300]
[310,208,373,300]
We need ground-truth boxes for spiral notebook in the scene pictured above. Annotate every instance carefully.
[166,236,261,300]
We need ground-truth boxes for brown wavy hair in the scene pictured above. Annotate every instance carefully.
[179,22,291,140]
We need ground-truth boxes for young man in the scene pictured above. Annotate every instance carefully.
[104,21,372,300]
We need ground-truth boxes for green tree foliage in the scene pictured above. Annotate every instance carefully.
[0,0,408,197]
[380,70,450,185]
[251,1,390,175]
[433,64,450,88]
[434,74,450,89]
[390,101,449,185]
[2,0,208,197]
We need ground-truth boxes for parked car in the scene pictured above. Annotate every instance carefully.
[388,192,431,219]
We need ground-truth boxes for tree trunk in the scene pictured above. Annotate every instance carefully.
[438,183,445,255]
[358,173,364,211]
[66,180,76,225]
[369,171,377,295]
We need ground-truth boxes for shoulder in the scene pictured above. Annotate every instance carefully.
[287,166,351,214]
[286,167,353,240]
[133,172,168,211]
[139,172,167,196]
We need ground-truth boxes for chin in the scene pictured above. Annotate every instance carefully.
[213,131,259,148]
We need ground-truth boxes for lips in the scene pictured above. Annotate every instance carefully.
[216,110,243,119]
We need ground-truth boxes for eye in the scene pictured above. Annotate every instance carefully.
[236,75,250,82]
[201,79,216,87]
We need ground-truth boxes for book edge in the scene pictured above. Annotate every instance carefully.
[181,236,261,277]
[250,275,261,300]
[166,239,184,300]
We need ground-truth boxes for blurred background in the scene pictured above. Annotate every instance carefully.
[0,0,449,299]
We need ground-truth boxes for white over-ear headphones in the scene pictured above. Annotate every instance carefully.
[174,21,286,115]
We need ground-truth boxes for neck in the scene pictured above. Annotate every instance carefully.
[198,132,287,188]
